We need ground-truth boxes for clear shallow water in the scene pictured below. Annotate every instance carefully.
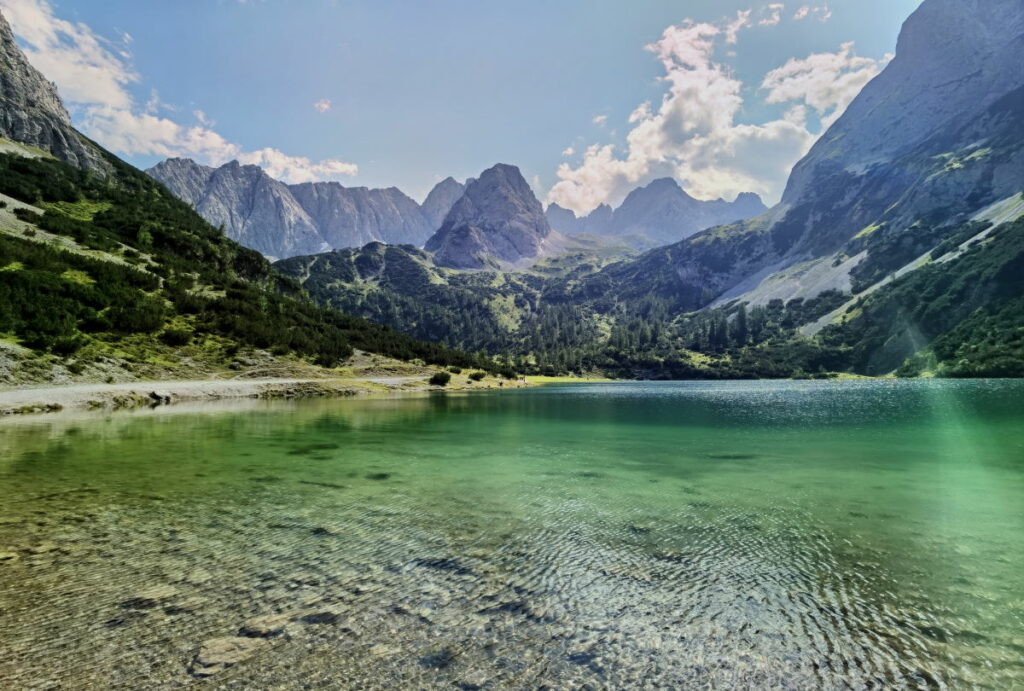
[0,380,1022,688]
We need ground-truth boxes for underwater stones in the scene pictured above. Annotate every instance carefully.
[120,584,179,610]
[105,610,147,628]
[185,567,213,585]
[368,643,401,658]
[0,550,20,562]
[419,645,458,669]
[455,670,490,690]
[298,607,342,625]
[365,472,392,481]
[190,636,267,676]
[298,480,348,490]
[164,596,208,616]
[241,613,291,637]
[413,557,474,576]
[286,443,340,456]
[148,391,171,405]
[26,541,60,555]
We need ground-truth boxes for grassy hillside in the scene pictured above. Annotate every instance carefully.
[0,149,503,384]
[278,214,1024,379]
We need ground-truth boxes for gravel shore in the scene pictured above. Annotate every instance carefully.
[0,374,531,416]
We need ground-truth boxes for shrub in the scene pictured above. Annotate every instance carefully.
[159,328,192,346]
[429,371,451,386]
[448,366,462,374]
[468,371,486,381]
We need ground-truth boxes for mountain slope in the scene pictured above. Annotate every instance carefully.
[148,159,465,259]
[289,181,431,249]
[573,0,1024,314]
[281,0,1024,380]
[0,13,111,177]
[0,13,499,385]
[425,164,555,269]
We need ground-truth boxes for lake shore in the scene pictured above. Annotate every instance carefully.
[0,372,536,417]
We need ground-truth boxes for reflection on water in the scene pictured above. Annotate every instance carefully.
[0,380,1022,687]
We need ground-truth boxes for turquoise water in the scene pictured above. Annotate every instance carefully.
[0,380,1022,687]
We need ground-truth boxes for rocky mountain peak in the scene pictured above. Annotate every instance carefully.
[425,163,551,269]
[149,158,453,257]
[0,10,111,175]
[420,176,466,230]
[784,0,1024,205]
[608,177,765,244]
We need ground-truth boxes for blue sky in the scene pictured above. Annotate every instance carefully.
[1,0,921,211]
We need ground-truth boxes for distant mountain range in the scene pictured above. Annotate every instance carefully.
[581,0,1024,314]
[0,9,489,385]
[546,180,766,247]
[278,0,1024,378]
[3,0,1021,382]
[148,159,767,262]
[147,158,465,259]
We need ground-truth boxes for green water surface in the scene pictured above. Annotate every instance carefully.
[1,380,1022,688]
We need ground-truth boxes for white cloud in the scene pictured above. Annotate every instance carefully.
[794,5,832,22]
[759,3,785,26]
[724,9,752,44]
[0,0,136,108]
[238,148,357,183]
[0,0,358,183]
[193,109,214,127]
[313,98,332,113]
[762,41,887,130]
[592,114,608,126]
[561,146,575,156]
[547,16,888,215]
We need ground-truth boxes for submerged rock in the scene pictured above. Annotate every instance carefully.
[185,567,213,585]
[120,585,179,610]
[241,614,291,637]
[191,636,268,676]
[298,607,342,625]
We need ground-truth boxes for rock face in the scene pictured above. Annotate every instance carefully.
[609,179,766,244]
[0,11,111,176]
[425,164,552,269]
[546,181,766,246]
[148,158,324,258]
[420,177,466,230]
[148,159,467,258]
[587,0,1024,310]
[289,181,431,248]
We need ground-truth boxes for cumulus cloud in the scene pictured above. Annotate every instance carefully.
[546,16,888,215]
[724,10,752,44]
[0,0,137,108]
[238,148,357,183]
[759,3,785,26]
[592,114,608,126]
[0,0,358,183]
[313,98,332,113]
[561,146,575,156]
[762,41,888,129]
[794,5,833,22]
